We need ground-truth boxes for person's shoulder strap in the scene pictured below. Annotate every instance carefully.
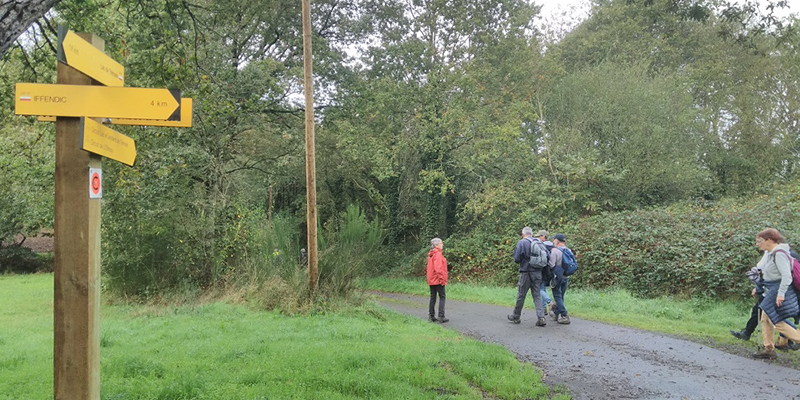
[773,249,792,262]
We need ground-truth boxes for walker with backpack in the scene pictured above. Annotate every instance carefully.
[756,246,800,350]
[526,236,579,288]
[771,248,800,293]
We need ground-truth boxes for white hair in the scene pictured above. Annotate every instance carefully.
[430,238,443,248]
[522,227,533,236]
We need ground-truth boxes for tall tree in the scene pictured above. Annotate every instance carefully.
[0,0,60,56]
[325,0,544,242]
[548,0,796,198]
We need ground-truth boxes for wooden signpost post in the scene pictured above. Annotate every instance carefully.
[13,27,193,400]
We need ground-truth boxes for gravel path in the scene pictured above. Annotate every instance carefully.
[373,291,800,400]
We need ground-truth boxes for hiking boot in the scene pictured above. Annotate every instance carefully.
[429,316,438,322]
[536,317,547,327]
[507,314,521,324]
[557,315,571,325]
[729,330,750,341]
[438,317,449,323]
[549,304,558,321]
[752,348,777,359]
[776,337,790,350]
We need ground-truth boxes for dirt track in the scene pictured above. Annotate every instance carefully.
[373,291,800,400]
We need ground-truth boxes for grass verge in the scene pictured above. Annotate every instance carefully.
[0,274,566,399]
[360,277,800,367]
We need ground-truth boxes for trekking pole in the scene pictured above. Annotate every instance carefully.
[757,307,762,349]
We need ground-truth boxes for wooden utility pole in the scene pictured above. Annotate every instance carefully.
[301,0,318,292]
[53,33,103,400]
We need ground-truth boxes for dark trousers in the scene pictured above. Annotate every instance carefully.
[552,276,569,317]
[512,271,544,319]
[744,302,760,336]
[429,285,446,318]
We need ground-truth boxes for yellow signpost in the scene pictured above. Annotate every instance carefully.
[11,27,194,399]
[39,98,193,127]
[15,83,181,121]
[107,98,193,127]
[80,118,136,166]
[57,27,124,87]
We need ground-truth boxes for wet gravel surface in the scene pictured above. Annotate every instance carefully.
[373,291,800,400]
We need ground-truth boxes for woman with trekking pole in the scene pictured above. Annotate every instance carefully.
[751,228,800,359]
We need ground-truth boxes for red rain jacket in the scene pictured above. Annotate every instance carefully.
[427,247,448,286]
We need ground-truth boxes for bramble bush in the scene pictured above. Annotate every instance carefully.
[440,230,520,286]
[420,182,800,300]
[572,186,800,299]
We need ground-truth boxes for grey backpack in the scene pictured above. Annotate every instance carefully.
[526,237,549,270]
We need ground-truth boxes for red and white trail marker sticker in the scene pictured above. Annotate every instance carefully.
[89,168,102,199]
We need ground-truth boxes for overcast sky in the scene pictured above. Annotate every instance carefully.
[535,0,800,36]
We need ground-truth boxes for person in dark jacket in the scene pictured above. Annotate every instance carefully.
[507,227,547,327]
[752,228,800,359]
[427,238,449,323]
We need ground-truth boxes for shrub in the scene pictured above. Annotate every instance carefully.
[572,190,800,299]
[401,182,800,300]
[317,205,386,298]
[0,246,50,274]
[440,230,519,286]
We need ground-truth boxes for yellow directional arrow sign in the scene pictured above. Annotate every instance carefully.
[57,27,125,87]
[80,118,136,166]
[39,98,194,127]
[15,83,181,121]
[109,98,193,127]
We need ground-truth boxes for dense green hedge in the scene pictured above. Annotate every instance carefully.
[440,183,800,300]
[0,246,53,274]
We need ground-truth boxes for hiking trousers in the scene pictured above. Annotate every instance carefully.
[761,311,800,350]
[552,277,569,318]
[511,271,544,320]
[429,285,446,318]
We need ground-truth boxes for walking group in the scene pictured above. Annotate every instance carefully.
[728,228,800,359]
[428,226,800,362]
[508,227,576,326]
[426,227,578,327]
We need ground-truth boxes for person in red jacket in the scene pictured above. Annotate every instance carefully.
[427,238,449,323]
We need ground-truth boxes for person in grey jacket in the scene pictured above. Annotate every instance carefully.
[548,233,571,324]
[752,228,800,359]
[507,227,547,327]
[730,250,798,349]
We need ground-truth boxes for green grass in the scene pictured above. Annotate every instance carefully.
[361,277,800,355]
[0,274,566,400]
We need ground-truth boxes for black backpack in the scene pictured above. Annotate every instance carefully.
[541,241,555,281]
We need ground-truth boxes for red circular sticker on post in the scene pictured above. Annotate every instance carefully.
[89,168,102,199]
